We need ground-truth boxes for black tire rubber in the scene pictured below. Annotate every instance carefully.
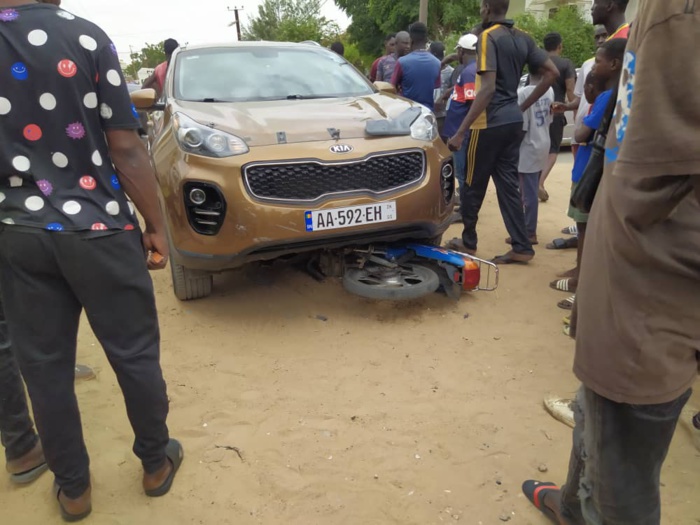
[171,261,213,301]
[343,264,440,300]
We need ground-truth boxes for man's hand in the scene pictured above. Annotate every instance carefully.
[447,132,465,152]
[434,99,446,113]
[142,230,169,270]
[551,102,567,114]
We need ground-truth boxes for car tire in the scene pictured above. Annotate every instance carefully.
[343,263,440,301]
[171,261,213,301]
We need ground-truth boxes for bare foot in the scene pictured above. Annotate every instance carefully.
[542,490,569,524]
[557,267,578,279]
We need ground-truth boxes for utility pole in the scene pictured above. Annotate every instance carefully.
[227,6,244,41]
[419,0,428,24]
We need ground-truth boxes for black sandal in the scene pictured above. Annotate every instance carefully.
[546,237,578,250]
[522,480,560,524]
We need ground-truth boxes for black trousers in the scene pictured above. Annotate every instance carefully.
[460,122,534,255]
[0,228,170,498]
[0,291,38,462]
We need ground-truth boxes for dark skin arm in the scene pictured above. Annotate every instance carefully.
[106,129,169,270]
[141,74,162,98]
[447,71,496,151]
[553,77,579,113]
[519,58,559,112]
[574,122,595,144]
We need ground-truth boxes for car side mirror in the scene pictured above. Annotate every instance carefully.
[374,81,397,95]
[130,88,164,111]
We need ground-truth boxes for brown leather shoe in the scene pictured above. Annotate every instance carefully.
[6,441,49,484]
[54,483,92,522]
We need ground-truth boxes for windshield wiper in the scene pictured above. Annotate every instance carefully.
[286,94,327,100]
[196,98,228,103]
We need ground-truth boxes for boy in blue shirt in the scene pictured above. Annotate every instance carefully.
[554,38,625,306]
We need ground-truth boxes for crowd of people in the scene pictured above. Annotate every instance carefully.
[0,0,698,523]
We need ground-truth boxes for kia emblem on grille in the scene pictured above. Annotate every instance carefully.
[330,144,354,154]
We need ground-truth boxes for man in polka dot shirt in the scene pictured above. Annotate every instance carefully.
[0,0,182,520]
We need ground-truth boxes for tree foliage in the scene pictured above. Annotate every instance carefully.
[336,0,481,56]
[243,0,340,44]
[124,42,166,80]
[515,6,596,67]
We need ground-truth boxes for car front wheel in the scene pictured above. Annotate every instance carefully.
[171,261,213,301]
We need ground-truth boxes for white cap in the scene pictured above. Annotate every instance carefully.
[456,34,478,51]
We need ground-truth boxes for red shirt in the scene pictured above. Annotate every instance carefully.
[607,23,630,40]
[154,61,167,92]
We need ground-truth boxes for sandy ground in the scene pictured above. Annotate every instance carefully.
[1,154,699,525]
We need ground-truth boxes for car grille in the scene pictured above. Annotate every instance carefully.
[243,150,425,202]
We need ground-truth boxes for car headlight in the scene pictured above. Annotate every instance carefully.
[173,113,249,158]
[410,107,438,141]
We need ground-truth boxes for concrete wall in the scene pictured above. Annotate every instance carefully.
[523,0,639,22]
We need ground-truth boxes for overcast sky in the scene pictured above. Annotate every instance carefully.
[60,0,350,61]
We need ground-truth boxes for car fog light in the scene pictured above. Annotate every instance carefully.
[441,164,454,179]
[189,188,207,205]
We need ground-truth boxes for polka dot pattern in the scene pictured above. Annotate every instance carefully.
[0,8,142,232]
[27,29,47,46]
[39,93,57,110]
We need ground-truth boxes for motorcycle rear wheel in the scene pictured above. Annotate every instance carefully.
[343,263,440,300]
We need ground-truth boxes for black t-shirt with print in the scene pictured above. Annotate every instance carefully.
[0,3,139,232]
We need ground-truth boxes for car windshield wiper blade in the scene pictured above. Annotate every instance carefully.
[196,98,229,103]
[286,94,328,100]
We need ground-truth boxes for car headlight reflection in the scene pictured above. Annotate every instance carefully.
[174,113,249,158]
[410,107,438,141]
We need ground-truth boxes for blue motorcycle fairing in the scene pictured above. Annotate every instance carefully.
[385,243,467,268]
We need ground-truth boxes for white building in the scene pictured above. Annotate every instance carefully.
[137,68,155,83]
[524,0,639,21]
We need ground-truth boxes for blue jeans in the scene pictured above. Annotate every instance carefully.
[560,385,691,524]
[518,172,540,237]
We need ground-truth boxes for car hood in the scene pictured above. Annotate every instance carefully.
[173,93,419,147]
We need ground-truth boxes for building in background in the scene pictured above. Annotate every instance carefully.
[525,0,639,20]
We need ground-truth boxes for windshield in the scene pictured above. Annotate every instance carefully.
[174,46,374,102]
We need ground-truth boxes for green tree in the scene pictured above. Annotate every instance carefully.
[515,6,595,67]
[243,0,340,44]
[336,0,481,56]
[124,42,166,80]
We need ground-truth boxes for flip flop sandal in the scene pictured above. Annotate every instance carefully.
[10,461,49,485]
[563,324,571,337]
[550,279,577,293]
[522,480,560,524]
[546,237,578,250]
[543,397,576,428]
[492,251,533,265]
[561,225,578,235]
[445,238,476,256]
[557,295,576,310]
[563,315,571,326]
[145,439,184,498]
[53,483,92,523]
[538,188,550,202]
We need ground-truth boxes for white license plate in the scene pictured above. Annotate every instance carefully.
[305,202,397,232]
